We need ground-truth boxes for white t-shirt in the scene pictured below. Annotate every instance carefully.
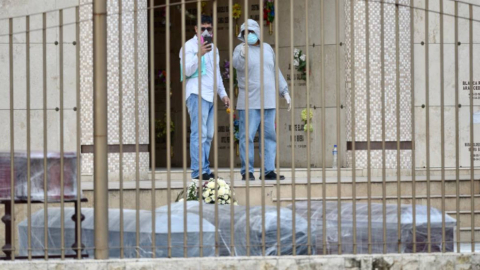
[179,36,227,103]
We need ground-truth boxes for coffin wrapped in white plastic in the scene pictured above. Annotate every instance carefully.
[288,201,456,254]
[156,201,314,256]
[0,151,78,201]
[18,207,216,258]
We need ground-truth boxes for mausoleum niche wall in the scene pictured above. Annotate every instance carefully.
[345,0,412,169]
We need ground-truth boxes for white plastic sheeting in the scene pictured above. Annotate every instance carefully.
[289,201,456,254]
[19,202,312,257]
[18,201,455,258]
[156,201,313,256]
[0,152,78,201]
[18,206,216,258]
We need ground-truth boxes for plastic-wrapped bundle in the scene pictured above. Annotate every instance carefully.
[289,201,456,254]
[157,202,313,256]
[18,207,216,258]
[235,205,313,256]
[0,151,78,201]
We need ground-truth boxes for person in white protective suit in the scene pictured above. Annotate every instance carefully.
[233,19,291,181]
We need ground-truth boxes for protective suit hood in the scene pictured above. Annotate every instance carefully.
[237,19,261,43]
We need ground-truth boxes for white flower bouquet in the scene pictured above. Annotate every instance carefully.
[202,178,237,205]
[176,178,238,205]
[293,48,308,81]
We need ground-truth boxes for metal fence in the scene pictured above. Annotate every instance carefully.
[0,0,478,261]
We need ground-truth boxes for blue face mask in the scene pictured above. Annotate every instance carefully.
[247,33,259,45]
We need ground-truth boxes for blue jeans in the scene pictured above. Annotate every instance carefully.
[186,94,214,178]
[238,109,276,176]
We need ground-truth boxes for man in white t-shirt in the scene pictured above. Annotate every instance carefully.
[179,15,230,180]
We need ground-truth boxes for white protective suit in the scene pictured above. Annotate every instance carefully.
[232,19,289,110]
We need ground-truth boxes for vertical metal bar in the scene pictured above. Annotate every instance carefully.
[75,6,83,260]
[8,17,15,261]
[350,0,357,255]
[134,0,140,258]
[181,0,188,258]
[440,0,446,253]
[165,0,172,259]
[380,0,387,255]
[213,0,220,257]
[469,3,475,253]
[409,0,417,254]
[290,0,296,256]
[42,12,49,260]
[425,0,431,253]
[196,1,203,257]
[93,0,109,259]
[149,0,156,258]
[118,0,125,259]
[319,0,326,256]
[59,9,66,260]
[243,0,250,257]
[395,0,401,254]
[131,0,140,258]
[26,14,32,261]
[228,0,235,256]
[365,0,372,255]
[335,0,343,255]
[308,0,314,256]
[274,0,281,256]
[259,0,266,256]
[454,0,460,253]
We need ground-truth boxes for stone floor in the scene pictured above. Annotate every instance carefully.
[0,253,479,269]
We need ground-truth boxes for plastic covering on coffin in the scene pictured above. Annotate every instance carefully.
[18,207,216,258]
[155,201,314,256]
[19,202,313,257]
[288,201,456,254]
[0,152,79,201]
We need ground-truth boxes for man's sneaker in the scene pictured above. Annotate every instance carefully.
[193,173,212,180]
[241,173,255,181]
[209,173,216,179]
[260,171,285,180]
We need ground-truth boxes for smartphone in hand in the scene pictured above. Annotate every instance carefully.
[203,35,213,45]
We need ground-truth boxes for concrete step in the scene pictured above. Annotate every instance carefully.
[149,168,480,181]
[272,180,480,199]
[446,211,480,228]
[83,177,480,196]
[272,195,480,212]
[459,228,480,244]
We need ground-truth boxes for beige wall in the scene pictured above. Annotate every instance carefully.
[0,0,79,155]
[344,0,480,169]
[1,0,479,177]
[412,0,480,168]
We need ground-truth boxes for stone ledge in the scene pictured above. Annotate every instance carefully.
[0,253,479,270]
